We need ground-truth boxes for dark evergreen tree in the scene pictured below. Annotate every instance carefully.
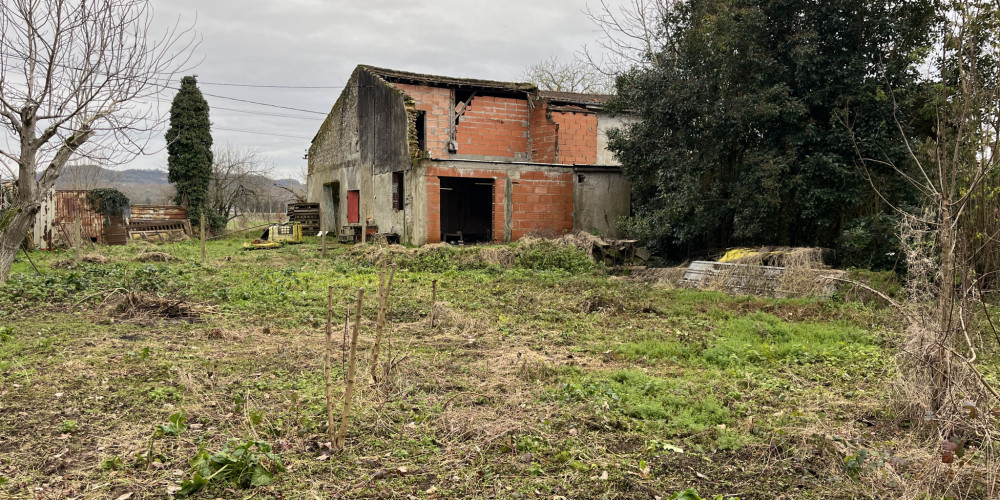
[166,75,214,226]
[607,0,937,264]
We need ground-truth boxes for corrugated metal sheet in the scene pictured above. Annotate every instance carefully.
[130,204,188,221]
[32,190,103,250]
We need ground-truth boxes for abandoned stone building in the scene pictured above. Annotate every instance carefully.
[306,65,631,245]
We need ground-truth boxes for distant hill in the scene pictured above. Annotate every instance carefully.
[51,165,305,207]
[115,169,169,185]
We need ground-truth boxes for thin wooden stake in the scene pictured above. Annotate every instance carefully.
[370,262,396,383]
[336,287,364,450]
[361,219,367,245]
[343,302,350,375]
[324,286,335,446]
[430,279,438,327]
[200,212,206,264]
[74,213,82,264]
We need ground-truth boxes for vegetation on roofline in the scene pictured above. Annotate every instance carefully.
[86,188,130,217]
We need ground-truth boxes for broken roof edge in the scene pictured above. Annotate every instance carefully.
[536,90,614,107]
[357,65,615,108]
[359,65,536,93]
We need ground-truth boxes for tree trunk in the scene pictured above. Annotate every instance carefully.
[932,202,958,412]
[0,206,40,282]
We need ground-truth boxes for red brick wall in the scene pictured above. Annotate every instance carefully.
[455,95,529,158]
[425,165,507,243]
[510,171,574,240]
[424,165,573,243]
[426,175,441,242]
[392,83,452,158]
[528,101,557,163]
[551,110,598,165]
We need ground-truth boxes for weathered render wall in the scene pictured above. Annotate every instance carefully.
[308,69,414,240]
[595,112,633,166]
[358,70,413,175]
[307,72,364,232]
[573,169,631,238]
[372,171,408,238]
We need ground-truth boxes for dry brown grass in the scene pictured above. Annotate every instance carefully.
[624,266,687,287]
[50,253,110,268]
[134,251,172,263]
[110,292,215,322]
[703,246,844,298]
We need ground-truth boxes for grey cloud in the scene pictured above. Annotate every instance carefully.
[128,0,624,177]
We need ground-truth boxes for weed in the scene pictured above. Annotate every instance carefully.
[142,411,186,469]
[100,455,124,470]
[645,439,684,454]
[177,439,285,497]
[669,488,740,500]
[59,420,79,433]
[556,369,731,435]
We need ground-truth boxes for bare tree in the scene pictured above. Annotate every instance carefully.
[580,0,674,76]
[522,56,614,94]
[0,0,196,282]
[843,0,999,447]
[60,162,120,190]
[208,143,274,222]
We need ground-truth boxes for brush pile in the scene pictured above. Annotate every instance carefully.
[695,247,844,298]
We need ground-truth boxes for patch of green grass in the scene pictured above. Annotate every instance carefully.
[616,311,881,369]
[555,368,731,436]
[0,239,912,499]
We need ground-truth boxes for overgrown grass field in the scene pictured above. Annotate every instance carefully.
[0,238,976,498]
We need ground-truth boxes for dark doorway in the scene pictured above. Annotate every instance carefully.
[440,177,493,243]
[324,181,339,230]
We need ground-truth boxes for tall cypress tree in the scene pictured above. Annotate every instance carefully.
[166,75,213,225]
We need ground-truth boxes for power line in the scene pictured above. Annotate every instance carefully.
[198,81,345,89]
[213,126,313,140]
[211,105,324,121]
[0,53,329,115]
[198,91,327,115]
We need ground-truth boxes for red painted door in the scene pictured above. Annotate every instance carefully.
[347,190,360,223]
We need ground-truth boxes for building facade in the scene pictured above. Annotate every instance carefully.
[307,65,631,245]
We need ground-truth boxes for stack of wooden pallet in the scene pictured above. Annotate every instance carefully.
[288,203,320,234]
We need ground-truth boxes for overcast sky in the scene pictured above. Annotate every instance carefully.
[134,0,626,179]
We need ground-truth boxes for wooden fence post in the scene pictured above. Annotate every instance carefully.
[200,212,206,264]
[370,262,395,383]
[324,285,335,446]
[430,279,438,327]
[74,213,82,264]
[335,287,364,450]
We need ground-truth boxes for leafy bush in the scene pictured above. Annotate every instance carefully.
[836,214,901,271]
[177,439,285,497]
[87,188,130,217]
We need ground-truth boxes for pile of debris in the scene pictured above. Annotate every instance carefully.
[681,247,844,297]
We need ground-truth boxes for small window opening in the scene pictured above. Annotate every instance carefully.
[392,172,404,210]
[415,111,426,151]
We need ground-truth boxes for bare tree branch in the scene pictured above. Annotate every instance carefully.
[0,0,198,282]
